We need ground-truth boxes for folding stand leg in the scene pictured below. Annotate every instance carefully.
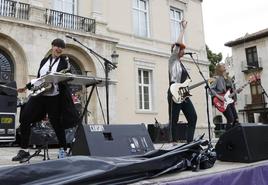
[20,148,42,163]
[42,141,50,160]
[68,84,96,156]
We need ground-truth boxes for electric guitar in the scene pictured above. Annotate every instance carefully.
[170,79,208,104]
[30,80,53,96]
[213,76,257,112]
[29,69,71,96]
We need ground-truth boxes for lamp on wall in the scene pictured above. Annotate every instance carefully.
[111,50,119,65]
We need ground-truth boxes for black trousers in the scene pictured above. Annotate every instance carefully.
[20,95,67,150]
[168,89,197,143]
[223,103,238,125]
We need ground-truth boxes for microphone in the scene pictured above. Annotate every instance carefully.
[184,52,196,56]
[66,34,77,41]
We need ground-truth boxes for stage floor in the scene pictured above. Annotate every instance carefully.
[133,159,268,185]
[1,145,268,185]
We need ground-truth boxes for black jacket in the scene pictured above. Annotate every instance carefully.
[35,55,80,128]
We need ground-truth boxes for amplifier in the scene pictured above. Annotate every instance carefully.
[0,113,16,142]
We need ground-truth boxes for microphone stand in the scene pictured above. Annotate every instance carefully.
[188,54,212,147]
[68,37,117,125]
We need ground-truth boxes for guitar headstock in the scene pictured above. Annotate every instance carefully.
[248,73,260,83]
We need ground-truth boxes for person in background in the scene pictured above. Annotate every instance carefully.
[210,63,240,129]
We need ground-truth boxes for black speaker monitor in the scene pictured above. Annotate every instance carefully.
[216,123,268,163]
[72,124,155,157]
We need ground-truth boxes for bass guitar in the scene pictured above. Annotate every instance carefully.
[213,76,257,112]
[170,79,208,104]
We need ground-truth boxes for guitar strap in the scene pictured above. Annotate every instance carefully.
[180,62,192,81]
[49,57,60,72]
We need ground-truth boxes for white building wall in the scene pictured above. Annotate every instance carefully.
[0,0,211,137]
[230,37,268,122]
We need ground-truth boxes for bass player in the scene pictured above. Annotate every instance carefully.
[210,63,241,129]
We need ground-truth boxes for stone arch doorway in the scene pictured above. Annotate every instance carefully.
[0,33,27,88]
[63,45,98,123]
[0,48,14,82]
[64,55,83,93]
[69,56,83,75]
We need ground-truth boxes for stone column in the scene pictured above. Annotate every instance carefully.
[28,5,46,24]
[91,0,103,21]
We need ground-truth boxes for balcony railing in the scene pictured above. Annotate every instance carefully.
[241,57,263,72]
[0,1,96,33]
[0,0,29,20]
[45,9,95,33]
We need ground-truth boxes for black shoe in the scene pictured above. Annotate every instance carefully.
[12,150,30,161]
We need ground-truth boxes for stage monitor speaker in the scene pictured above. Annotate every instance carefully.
[215,123,268,163]
[72,124,155,157]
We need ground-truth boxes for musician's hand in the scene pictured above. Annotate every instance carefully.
[181,20,187,29]
[17,87,26,93]
[217,95,224,102]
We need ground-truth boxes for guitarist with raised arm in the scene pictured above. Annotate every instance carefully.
[168,20,197,144]
[210,63,241,129]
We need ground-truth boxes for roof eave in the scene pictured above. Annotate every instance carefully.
[225,31,268,47]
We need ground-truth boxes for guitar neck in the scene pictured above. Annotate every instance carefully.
[229,81,250,98]
[189,80,206,90]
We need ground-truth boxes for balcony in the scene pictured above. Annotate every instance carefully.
[0,0,95,34]
[244,94,266,109]
[0,0,29,20]
[241,58,263,73]
[45,9,95,33]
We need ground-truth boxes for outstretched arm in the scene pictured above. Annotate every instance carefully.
[176,20,187,44]
[169,20,187,62]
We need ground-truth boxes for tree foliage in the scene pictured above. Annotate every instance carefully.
[206,45,222,77]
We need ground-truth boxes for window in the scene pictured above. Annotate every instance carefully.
[53,0,77,14]
[246,46,258,68]
[138,69,152,111]
[170,8,183,42]
[133,0,149,37]
[0,49,14,82]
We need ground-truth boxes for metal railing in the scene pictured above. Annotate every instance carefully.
[241,57,263,71]
[45,9,95,33]
[0,0,29,20]
[16,1,29,19]
[0,1,96,33]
